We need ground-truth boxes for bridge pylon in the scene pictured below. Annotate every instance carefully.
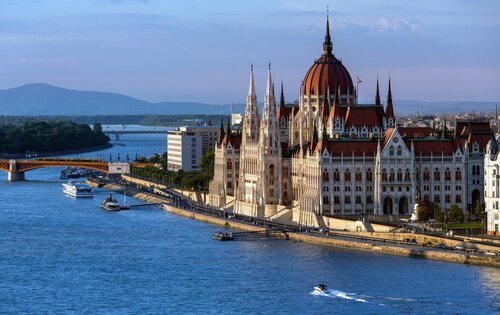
[8,160,25,181]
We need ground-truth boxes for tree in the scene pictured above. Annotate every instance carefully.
[448,204,464,223]
[92,122,102,133]
[433,203,445,223]
[473,202,485,221]
[199,149,215,179]
[416,201,433,222]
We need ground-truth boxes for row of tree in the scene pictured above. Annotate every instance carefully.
[416,200,485,223]
[0,121,109,154]
[131,150,215,191]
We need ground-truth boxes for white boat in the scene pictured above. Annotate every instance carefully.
[62,181,94,198]
[101,193,121,211]
[314,284,328,294]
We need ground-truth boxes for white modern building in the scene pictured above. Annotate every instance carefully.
[484,136,500,235]
[179,126,219,156]
[167,130,202,172]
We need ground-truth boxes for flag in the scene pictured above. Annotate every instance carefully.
[357,76,362,84]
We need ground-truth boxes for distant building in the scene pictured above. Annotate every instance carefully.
[167,125,220,172]
[231,113,243,126]
[179,126,219,156]
[167,130,202,172]
[484,136,500,235]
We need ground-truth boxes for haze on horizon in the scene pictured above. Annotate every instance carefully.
[0,0,498,105]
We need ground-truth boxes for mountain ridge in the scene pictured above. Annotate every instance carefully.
[0,83,496,115]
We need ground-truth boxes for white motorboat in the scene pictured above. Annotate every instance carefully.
[314,284,328,294]
[62,181,93,198]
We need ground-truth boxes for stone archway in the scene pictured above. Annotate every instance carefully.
[398,196,408,215]
[383,197,393,215]
[472,189,480,205]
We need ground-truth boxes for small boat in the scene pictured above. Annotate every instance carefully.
[101,193,121,211]
[212,231,234,241]
[62,181,93,198]
[314,284,328,294]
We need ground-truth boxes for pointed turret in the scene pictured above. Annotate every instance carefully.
[375,77,381,106]
[217,118,225,145]
[385,77,395,118]
[320,88,330,119]
[243,64,259,142]
[262,62,276,119]
[323,11,333,55]
[226,117,231,135]
[279,81,285,107]
[328,82,341,122]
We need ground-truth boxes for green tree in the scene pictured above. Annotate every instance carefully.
[473,202,485,221]
[448,204,464,223]
[433,203,445,223]
[416,201,433,222]
[92,122,102,133]
[199,149,215,179]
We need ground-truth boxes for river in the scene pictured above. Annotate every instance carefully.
[0,126,498,314]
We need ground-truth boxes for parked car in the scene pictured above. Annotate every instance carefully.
[454,244,465,250]
[435,243,446,249]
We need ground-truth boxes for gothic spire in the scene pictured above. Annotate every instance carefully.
[385,77,395,118]
[263,62,276,118]
[375,76,381,106]
[217,118,225,145]
[279,81,285,107]
[323,9,333,55]
[226,117,231,135]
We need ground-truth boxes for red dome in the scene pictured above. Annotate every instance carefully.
[302,19,354,96]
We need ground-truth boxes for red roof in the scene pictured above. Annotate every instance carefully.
[222,133,241,149]
[410,140,456,156]
[399,127,433,138]
[344,106,385,128]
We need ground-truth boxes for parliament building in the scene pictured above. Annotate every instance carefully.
[208,17,492,226]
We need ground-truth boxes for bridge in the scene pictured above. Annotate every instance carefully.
[103,130,169,140]
[0,158,149,181]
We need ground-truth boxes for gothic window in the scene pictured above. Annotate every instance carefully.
[334,196,340,204]
[397,169,403,181]
[405,169,411,181]
[322,169,330,181]
[269,164,275,181]
[424,195,430,202]
[434,168,440,181]
[355,169,362,182]
[227,181,232,189]
[473,143,479,152]
[323,195,329,204]
[445,195,451,203]
[283,166,289,177]
[355,195,362,204]
[382,169,387,181]
[366,168,373,181]
[269,188,274,197]
[333,169,340,181]
[389,169,395,181]
[397,145,402,156]
[389,146,394,156]
[366,195,373,204]
[345,196,351,204]
[344,169,351,182]
[434,195,440,203]
[423,168,430,181]
[227,159,232,170]
[455,194,462,203]
[445,168,451,181]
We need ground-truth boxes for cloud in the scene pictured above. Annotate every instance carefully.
[374,17,418,32]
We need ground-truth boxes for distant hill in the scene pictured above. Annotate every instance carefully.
[0,83,496,115]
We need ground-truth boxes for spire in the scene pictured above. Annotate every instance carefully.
[385,77,395,119]
[263,62,276,118]
[321,86,330,118]
[329,80,341,122]
[279,81,285,107]
[248,64,256,99]
[323,8,333,55]
[217,118,225,145]
[375,76,381,106]
[226,117,231,135]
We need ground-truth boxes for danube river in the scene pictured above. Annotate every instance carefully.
[0,128,499,314]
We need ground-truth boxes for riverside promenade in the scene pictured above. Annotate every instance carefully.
[91,176,500,268]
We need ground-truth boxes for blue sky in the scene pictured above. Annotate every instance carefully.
[0,0,498,104]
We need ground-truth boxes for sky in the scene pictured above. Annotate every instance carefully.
[0,0,499,104]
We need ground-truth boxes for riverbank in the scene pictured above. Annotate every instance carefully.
[99,177,500,268]
[1,143,113,159]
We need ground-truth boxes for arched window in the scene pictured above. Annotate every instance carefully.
[389,169,395,181]
[355,169,362,182]
[389,146,394,156]
[333,169,340,181]
[382,169,387,181]
[434,168,440,181]
[366,168,373,182]
[227,159,232,170]
[269,164,275,180]
[405,169,411,181]
[445,168,451,181]
[423,168,430,181]
[397,145,402,156]
[344,169,351,182]
[322,169,330,181]
[397,169,403,181]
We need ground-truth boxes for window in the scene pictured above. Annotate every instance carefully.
[389,146,394,156]
[355,169,362,182]
[445,195,451,203]
[456,194,462,203]
[423,168,430,181]
[434,195,440,203]
[333,169,340,181]
[434,168,440,181]
[389,169,395,181]
[366,169,373,181]
[322,169,330,181]
[323,196,329,204]
[397,169,403,181]
[397,146,402,156]
[344,169,351,182]
[345,196,351,204]
[382,169,387,181]
[405,169,411,181]
[445,168,451,181]
[455,168,462,181]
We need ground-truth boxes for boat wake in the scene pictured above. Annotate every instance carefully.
[311,289,368,303]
